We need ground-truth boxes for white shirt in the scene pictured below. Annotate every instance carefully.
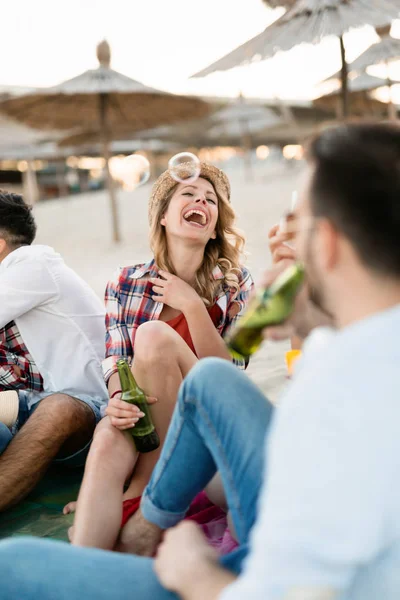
[0,245,107,401]
[221,304,400,600]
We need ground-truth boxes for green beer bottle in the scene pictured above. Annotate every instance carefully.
[116,359,160,453]
[226,263,305,360]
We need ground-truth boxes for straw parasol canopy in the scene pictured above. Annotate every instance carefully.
[0,115,54,153]
[322,25,400,118]
[193,1,400,119]
[325,26,400,76]
[136,98,330,148]
[0,40,209,242]
[345,26,400,119]
[207,98,281,139]
[62,97,283,150]
[262,1,296,7]
[314,73,393,116]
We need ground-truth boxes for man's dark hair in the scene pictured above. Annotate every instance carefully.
[307,122,400,276]
[0,190,37,247]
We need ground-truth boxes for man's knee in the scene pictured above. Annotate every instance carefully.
[186,357,237,388]
[135,321,177,364]
[180,358,239,409]
[34,394,95,429]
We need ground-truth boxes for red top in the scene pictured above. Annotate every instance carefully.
[166,304,222,356]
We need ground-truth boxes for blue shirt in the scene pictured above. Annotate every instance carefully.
[221,304,400,600]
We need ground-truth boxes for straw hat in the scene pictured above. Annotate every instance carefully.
[148,162,231,226]
[0,390,19,429]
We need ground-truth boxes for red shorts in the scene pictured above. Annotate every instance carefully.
[121,491,225,528]
[121,496,141,528]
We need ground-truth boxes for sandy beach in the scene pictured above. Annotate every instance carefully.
[34,160,306,403]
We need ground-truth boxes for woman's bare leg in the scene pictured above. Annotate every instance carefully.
[204,473,227,510]
[70,321,196,552]
[122,321,197,499]
[69,417,138,550]
[117,321,197,552]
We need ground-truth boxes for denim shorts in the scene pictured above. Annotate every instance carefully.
[14,390,104,468]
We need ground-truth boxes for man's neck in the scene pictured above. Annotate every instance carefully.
[166,238,205,284]
[330,270,400,330]
[0,244,18,263]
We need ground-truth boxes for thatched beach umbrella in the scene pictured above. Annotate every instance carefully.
[262,1,296,7]
[325,26,400,79]
[322,26,400,118]
[344,25,400,119]
[104,98,282,149]
[208,96,282,179]
[134,98,330,148]
[208,99,281,137]
[0,40,209,242]
[193,1,400,119]
[351,28,400,70]
[314,73,393,116]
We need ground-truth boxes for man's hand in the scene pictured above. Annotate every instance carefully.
[150,271,201,313]
[105,394,157,431]
[154,522,219,594]
[268,222,296,264]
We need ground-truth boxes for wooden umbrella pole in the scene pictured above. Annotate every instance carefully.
[99,93,121,243]
[339,35,349,120]
[386,61,397,121]
[238,93,253,182]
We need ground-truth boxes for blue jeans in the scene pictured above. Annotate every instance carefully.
[0,422,12,454]
[0,390,103,466]
[0,358,274,600]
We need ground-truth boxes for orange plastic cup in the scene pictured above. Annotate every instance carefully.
[285,349,302,377]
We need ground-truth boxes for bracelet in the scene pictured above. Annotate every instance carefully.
[110,389,122,399]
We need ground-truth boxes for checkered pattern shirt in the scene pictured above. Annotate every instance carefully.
[103,259,254,382]
[0,321,44,392]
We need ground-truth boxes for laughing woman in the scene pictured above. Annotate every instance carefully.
[66,162,253,551]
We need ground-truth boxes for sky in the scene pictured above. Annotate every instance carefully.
[2,0,400,102]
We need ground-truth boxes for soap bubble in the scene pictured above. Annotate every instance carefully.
[119,154,150,191]
[168,152,201,184]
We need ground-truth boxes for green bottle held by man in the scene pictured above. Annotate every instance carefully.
[226,263,305,360]
[116,359,160,453]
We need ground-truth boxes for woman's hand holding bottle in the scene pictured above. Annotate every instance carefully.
[106,393,157,431]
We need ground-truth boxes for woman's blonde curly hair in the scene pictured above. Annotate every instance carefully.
[149,163,245,306]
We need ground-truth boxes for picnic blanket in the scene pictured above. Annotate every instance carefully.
[0,471,238,556]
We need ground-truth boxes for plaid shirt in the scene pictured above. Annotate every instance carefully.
[0,321,44,392]
[103,259,254,382]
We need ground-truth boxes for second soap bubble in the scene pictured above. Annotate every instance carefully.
[168,152,201,184]
[121,154,150,191]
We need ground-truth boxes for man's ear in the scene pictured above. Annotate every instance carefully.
[317,220,339,271]
[0,239,7,256]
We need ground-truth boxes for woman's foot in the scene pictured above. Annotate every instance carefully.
[117,508,163,556]
[68,526,75,542]
[63,501,77,515]
[63,502,77,542]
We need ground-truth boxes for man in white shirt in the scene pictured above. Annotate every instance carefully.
[0,191,107,510]
[0,122,399,600]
